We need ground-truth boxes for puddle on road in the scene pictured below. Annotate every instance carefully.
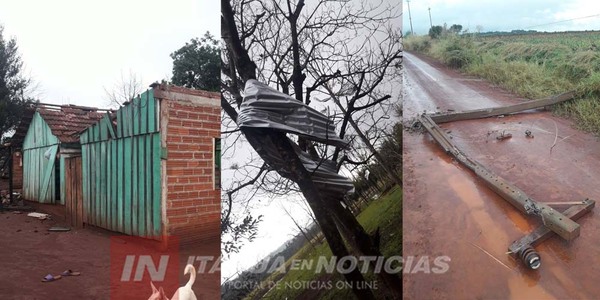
[507,274,554,299]
[405,134,561,299]
[444,162,512,248]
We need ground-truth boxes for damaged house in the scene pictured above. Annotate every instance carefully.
[9,84,220,245]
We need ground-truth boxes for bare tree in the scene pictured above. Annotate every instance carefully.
[221,0,402,298]
[280,203,317,249]
[103,70,144,108]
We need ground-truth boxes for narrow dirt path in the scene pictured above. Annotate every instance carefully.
[402,51,600,299]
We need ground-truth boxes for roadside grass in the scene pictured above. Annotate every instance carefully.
[403,32,600,136]
[403,35,431,52]
[245,185,402,300]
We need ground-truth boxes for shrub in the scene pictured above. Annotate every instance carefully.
[403,35,432,52]
[430,36,477,69]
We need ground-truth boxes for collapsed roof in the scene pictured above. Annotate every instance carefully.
[11,103,112,147]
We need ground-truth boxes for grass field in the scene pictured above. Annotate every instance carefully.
[404,31,600,135]
[245,186,402,300]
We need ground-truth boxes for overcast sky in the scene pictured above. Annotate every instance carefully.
[0,0,219,108]
[404,0,600,35]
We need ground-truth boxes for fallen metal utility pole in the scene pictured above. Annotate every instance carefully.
[417,92,594,270]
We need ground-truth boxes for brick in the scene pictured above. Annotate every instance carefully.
[167,216,189,225]
[170,200,199,208]
[167,207,188,217]
[163,94,220,244]
[166,168,184,176]
[167,135,182,143]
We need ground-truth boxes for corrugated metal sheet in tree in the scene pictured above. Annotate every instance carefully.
[238,79,354,196]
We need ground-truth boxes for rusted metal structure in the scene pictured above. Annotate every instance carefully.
[417,91,595,269]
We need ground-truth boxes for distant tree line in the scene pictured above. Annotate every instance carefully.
[429,23,464,39]
[425,23,544,39]
[479,29,540,36]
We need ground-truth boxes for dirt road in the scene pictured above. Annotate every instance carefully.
[402,52,600,299]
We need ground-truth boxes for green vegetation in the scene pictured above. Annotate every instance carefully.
[404,31,600,134]
[170,32,220,92]
[246,186,402,300]
[0,25,32,141]
[429,25,443,39]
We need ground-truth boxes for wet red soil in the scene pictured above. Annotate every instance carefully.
[0,203,220,299]
[403,52,600,299]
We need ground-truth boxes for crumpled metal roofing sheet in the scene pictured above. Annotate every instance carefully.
[239,79,354,196]
[239,79,348,148]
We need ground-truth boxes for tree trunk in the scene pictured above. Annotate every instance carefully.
[243,128,377,299]
[327,197,403,298]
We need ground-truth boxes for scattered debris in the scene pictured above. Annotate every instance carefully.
[48,227,71,232]
[27,212,50,220]
[61,270,81,276]
[41,274,62,283]
[496,131,512,141]
[525,130,534,138]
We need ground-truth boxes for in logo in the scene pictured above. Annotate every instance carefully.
[120,255,170,281]
[110,236,180,299]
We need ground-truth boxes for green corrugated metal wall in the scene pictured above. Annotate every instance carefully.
[80,90,162,238]
[22,112,60,204]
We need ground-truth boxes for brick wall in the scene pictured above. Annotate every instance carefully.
[160,88,220,245]
[12,151,23,189]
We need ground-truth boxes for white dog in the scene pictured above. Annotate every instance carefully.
[148,264,197,300]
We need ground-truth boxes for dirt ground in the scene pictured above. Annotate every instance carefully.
[403,51,600,299]
[0,202,220,300]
